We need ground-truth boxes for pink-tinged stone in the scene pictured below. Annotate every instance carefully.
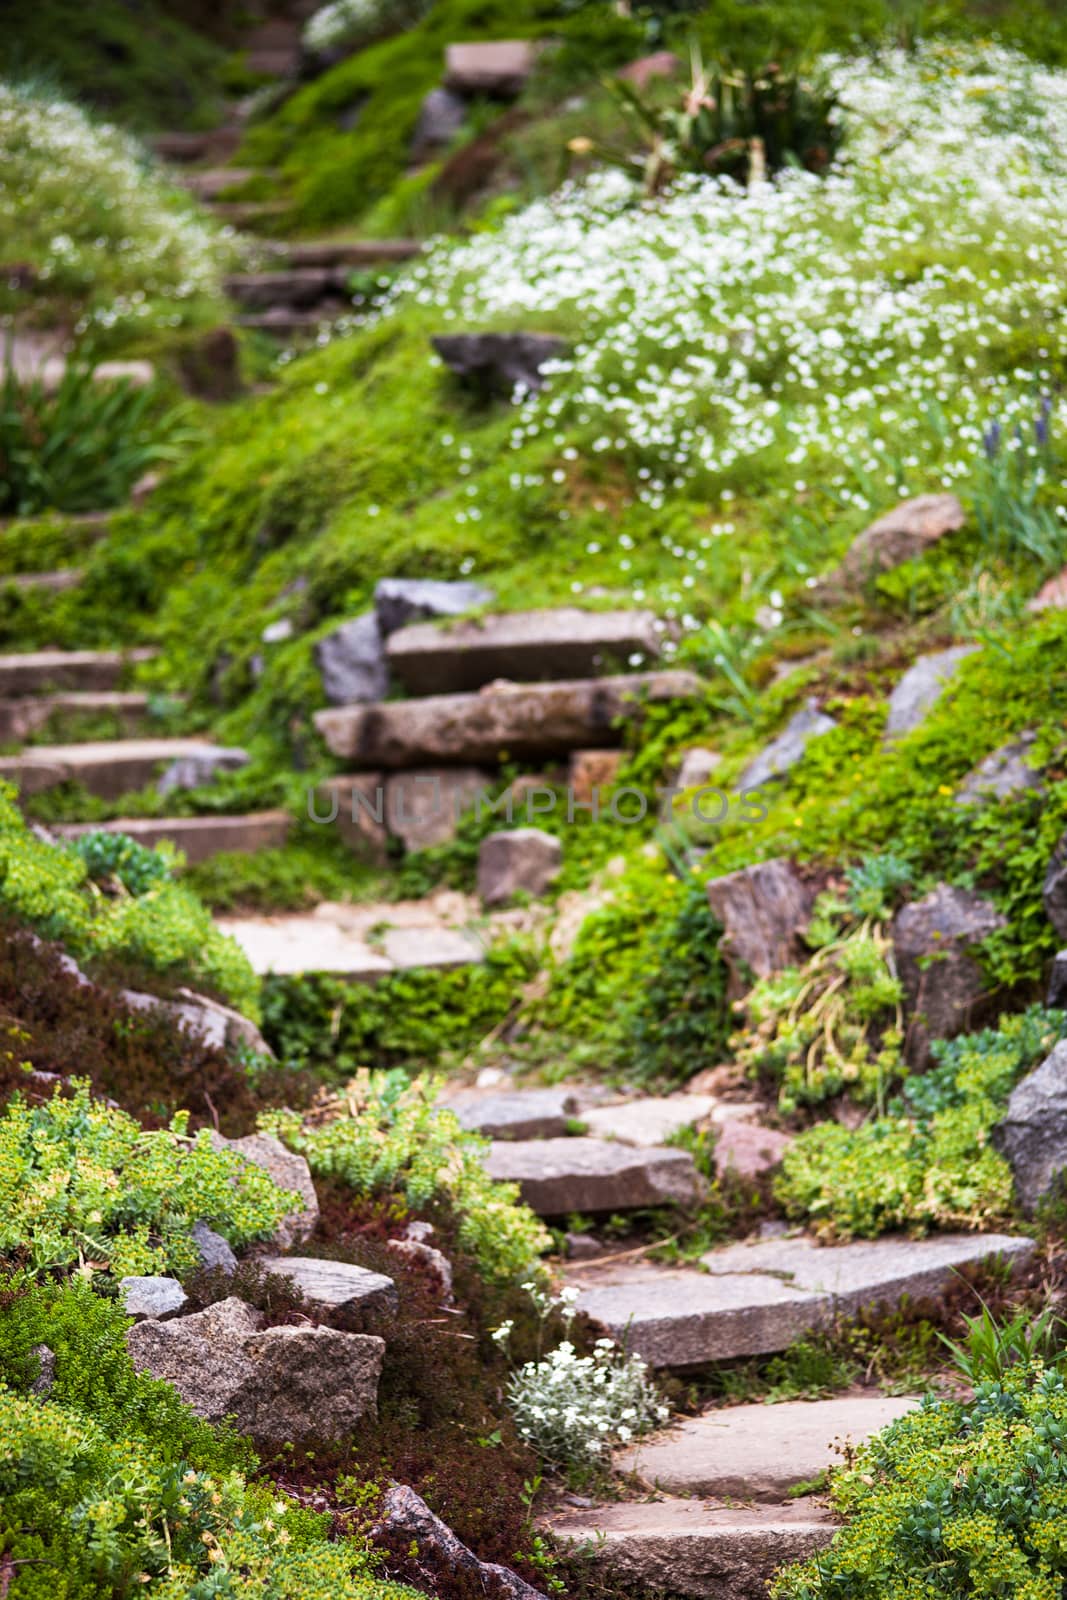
[714,1120,793,1180]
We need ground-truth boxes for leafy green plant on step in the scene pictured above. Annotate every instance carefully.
[0,357,185,518]
[66,829,176,898]
[734,854,911,1116]
[940,1299,1061,1385]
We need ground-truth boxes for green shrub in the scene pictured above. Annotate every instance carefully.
[776,1007,1067,1239]
[67,829,175,896]
[0,783,260,1018]
[0,1080,299,1279]
[263,1071,551,1282]
[774,1364,1067,1599]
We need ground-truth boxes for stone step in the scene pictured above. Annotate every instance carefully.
[617,1393,917,1500]
[207,200,290,227]
[216,896,487,980]
[151,127,243,164]
[3,568,82,593]
[440,1085,582,1140]
[0,738,236,801]
[0,691,154,743]
[238,309,338,339]
[276,238,421,268]
[53,810,292,866]
[178,168,271,200]
[314,669,705,767]
[564,1232,1033,1368]
[246,46,300,76]
[579,1094,716,1148]
[225,269,348,308]
[385,608,662,696]
[543,1498,836,1600]
[0,649,156,696]
[482,1137,707,1217]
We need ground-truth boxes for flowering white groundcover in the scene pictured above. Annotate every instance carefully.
[393,44,1067,537]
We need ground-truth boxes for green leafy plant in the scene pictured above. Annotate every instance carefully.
[66,829,175,896]
[940,1299,1060,1384]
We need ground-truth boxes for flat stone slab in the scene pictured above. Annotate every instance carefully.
[386,608,661,695]
[0,691,152,742]
[258,1255,397,1314]
[884,645,978,741]
[738,699,836,791]
[580,1096,716,1147]
[444,39,537,95]
[617,1394,917,1499]
[217,898,486,980]
[483,1137,706,1217]
[956,731,1043,806]
[0,648,155,695]
[441,1086,581,1140]
[566,1232,1033,1366]
[224,269,345,308]
[0,739,238,801]
[544,1498,836,1600]
[282,239,421,268]
[119,1275,188,1321]
[55,811,292,865]
[314,670,704,767]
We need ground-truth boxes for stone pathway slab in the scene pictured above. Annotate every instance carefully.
[54,811,292,865]
[0,738,232,800]
[580,1095,716,1147]
[258,1256,397,1315]
[441,1086,581,1140]
[0,648,155,695]
[483,1137,706,1216]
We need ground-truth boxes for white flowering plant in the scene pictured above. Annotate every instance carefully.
[303,0,421,57]
[495,1284,670,1472]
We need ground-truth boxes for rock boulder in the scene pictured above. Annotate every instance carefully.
[478,827,562,905]
[892,884,1006,1064]
[706,857,814,992]
[993,1040,1067,1215]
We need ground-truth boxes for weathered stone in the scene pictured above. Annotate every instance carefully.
[569,748,622,805]
[706,857,814,991]
[315,611,387,705]
[442,1086,580,1140]
[713,1119,793,1180]
[0,689,152,743]
[374,576,494,636]
[565,1232,603,1260]
[389,1225,454,1299]
[484,1138,707,1216]
[892,884,1006,1063]
[386,608,661,695]
[444,40,537,96]
[120,987,272,1059]
[385,767,491,851]
[1029,566,1067,612]
[566,1232,1032,1367]
[314,774,388,862]
[0,648,155,695]
[126,1296,384,1444]
[884,645,978,741]
[675,747,721,792]
[192,1221,238,1275]
[544,1498,836,1600]
[217,905,484,981]
[1044,831,1067,939]
[993,1040,1067,1215]
[259,1255,397,1314]
[0,738,233,802]
[30,1344,56,1397]
[616,1393,917,1499]
[55,811,291,866]
[157,744,249,797]
[218,1133,318,1249]
[372,1482,548,1600]
[224,269,342,309]
[581,1096,715,1148]
[1049,951,1067,1009]
[314,671,705,767]
[412,86,467,155]
[830,494,965,591]
[120,1275,188,1322]
[738,700,837,791]
[478,828,562,905]
[956,730,1043,807]
[432,332,566,396]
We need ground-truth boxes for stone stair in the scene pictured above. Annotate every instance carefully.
[0,691,157,744]
[0,737,244,801]
[53,810,292,865]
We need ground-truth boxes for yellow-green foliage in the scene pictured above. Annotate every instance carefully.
[263,1071,550,1282]
[775,1365,1067,1599]
[0,1081,298,1279]
[0,783,260,1018]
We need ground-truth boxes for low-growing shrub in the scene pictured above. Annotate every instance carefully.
[263,1071,551,1283]
[0,1079,299,1278]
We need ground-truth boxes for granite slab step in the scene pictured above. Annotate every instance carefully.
[216,900,486,981]
[178,168,267,200]
[543,1497,837,1600]
[258,1256,397,1315]
[439,1086,582,1140]
[238,309,339,339]
[225,269,346,308]
[565,1232,1033,1367]
[0,738,236,800]
[4,568,83,593]
[385,608,662,695]
[482,1137,707,1217]
[277,238,421,268]
[580,1095,716,1147]
[0,649,156,696]
[0,691,154,743]
[314,670,705,767]
[207,200,289,226]
[53,810,291,865]
[617,1393,917,1499]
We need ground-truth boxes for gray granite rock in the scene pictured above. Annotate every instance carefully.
[828,493,965,592]
[483,1137,707,1216]
[1049,952,1067,1010]
[385,767,491,851]
[580,1096,715,1149]
[315,611,388,705]
[412,86,467,156]
[738,700,836,792]
[158,745,249,797]
[192,1221,238,1275]
[884,645,978,741]
[215,1132,318,1249]
[120,987,272,1059]
[478,828,562,906]
[892,883,1006,1064]
[126,1296,384,1444]
[1045,831,1067,940]
[432,333,567,396]
[30,1343,56,1397]
[372,1482,548,1600]
[258,1255,397,1314]
[442,1086,580,1140]
[713,1120,793,1180]
[120,1275,188,1321]
[374,577,494,637]
[957,730,1043,806]
[706,857,814,993]
[444,39,537,95]
[993,1039,1067,1215]
[674,747,721,792]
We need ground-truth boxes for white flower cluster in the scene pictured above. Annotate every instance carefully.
[392,43,1067,530]
[303,0,395,54]
[0,82,231,331]
[507,1337,669,1468]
